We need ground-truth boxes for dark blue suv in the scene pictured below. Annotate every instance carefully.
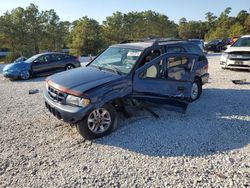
[44,39,209,139]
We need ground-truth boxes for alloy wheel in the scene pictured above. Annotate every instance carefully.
[87,108,112,134]
[191,82,199,100]
[66,65,74,70]
[20,71,30,80]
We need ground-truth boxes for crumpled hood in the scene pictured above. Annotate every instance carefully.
[48,67,122,93]
[3,61,30,71]
[225,47,250,53]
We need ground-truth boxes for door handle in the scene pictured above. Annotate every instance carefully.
[178,87,185,91]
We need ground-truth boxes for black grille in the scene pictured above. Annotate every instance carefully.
[45,102,62,120]
[228,64,250,68]
[48,86,65,103]
[229,53,250,61]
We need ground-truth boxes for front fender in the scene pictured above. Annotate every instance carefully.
[88,78,133,108]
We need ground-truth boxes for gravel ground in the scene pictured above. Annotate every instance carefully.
[0,54,249,187]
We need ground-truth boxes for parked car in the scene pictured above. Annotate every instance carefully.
[188,39,205,51]
[80,55,96,66]
[44,38,209,140]
[3,52,80,80]
[220,35,250,70]
[204,38,230,52]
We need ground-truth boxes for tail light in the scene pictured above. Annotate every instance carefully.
[76,56,80,61]
[204,64,208,72]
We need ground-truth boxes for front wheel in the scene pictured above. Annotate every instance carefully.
[65,64,75,71]
[77,104,117,140]
[20,70,30,80]
[190,78,202,102]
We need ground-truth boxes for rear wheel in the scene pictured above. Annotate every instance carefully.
[65,64,75,71]
[77,104,117,140]
[190,78,202,102]
[20,70,30,80]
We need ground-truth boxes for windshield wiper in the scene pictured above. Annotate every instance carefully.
[104,65,122,75]
[90,64,102,71]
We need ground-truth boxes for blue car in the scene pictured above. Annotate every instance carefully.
[44,38,209,140]
[3,52,80,80]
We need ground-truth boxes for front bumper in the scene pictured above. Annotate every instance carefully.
[44,92,92,123]
[220,59,250,70]
[3,71,19,79]
[201,73,209,85]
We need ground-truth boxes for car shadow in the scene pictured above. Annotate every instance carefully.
[15,76,47,83]
[0,75,47,83]
[94,88,250,157]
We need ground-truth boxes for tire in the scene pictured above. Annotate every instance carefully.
[65,64,75,71]
[77,104,117,140]
[19,70,30,80]
[190,78,202,102]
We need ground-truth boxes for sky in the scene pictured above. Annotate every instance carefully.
[0,0,249,24]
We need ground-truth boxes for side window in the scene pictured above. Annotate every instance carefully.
[36,55,50,63]
[167,56,190,80]
[166,46,186,53]
[51,54,62,62]
[64,55,72,59]
[139,49,162,68]
[189,45,202,54]
[139,60,165,79]
[167,57,188,68]
[188,45,206,61]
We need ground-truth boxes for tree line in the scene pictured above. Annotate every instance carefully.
[0,4,249,61]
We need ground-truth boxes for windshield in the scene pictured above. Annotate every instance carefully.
[232,37,250,47]
[89,47,142,75]
[14,57,25,63]
[25,54,40,63]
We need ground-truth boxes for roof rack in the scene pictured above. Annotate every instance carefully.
[143,37,184,45]
[120,36,184,45]
[119,39,144,44]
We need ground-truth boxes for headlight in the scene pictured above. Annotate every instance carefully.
[66,95,90,107]
[45,82,49,90]
[222,52,229,58]
[4,68,19,73]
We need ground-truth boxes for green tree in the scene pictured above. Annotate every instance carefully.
[229,23,245,37]
[102,12,126,45]
[244,15,250,33]
[0,3,71,59]
[102,10,178,45]
[68,17,103,56]
[205,12,217,29]
[41,10,70,51]
[178,19,206,39]
[236,10,249,25]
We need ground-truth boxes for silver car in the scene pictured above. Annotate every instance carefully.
[220,35,250,70]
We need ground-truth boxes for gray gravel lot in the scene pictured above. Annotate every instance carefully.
[0,54,249,187]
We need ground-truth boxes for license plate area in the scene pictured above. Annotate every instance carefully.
[235,61,243,65]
